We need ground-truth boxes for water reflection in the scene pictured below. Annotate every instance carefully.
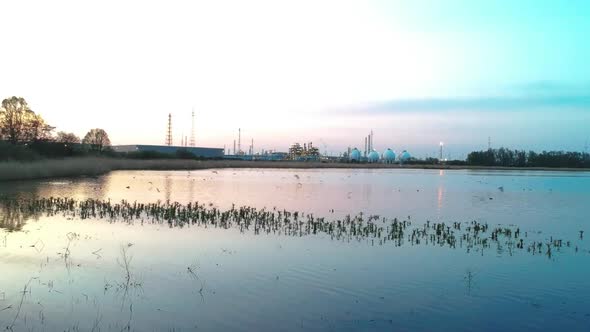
[0,176,109,201]
[437,186,444,211]
[0,205,30,231]
[1,169,590,331]
[164,174,172,202]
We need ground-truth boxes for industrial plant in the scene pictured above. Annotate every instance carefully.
[114,113,414,163]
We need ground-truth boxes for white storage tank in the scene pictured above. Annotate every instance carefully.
[349,148,361,161]
[383,148,396,163]
[400,150,412,162]
[368,150,380,163]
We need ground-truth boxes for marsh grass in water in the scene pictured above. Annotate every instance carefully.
[1,196,585,260]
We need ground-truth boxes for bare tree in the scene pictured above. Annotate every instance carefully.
[82,128,111,151]
[56,131,81,144]
[0,96,53,143]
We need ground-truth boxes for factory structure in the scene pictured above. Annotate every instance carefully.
[224,130,321,161]
[288,142,320,161]
[112,112,224,158]
[113,144,224,158]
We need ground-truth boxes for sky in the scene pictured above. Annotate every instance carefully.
[1,0,589,158]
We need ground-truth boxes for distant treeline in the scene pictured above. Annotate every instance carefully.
[0,141,91,161]
[466,148,590,168]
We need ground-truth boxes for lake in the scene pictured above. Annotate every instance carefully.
[1,168,589,331]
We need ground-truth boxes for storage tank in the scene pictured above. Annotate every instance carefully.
[400,150,412,162]
[368,150,380,163]
[349,148,361,161]
[383,148,396,163]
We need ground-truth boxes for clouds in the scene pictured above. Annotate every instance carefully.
[329,93,590,115]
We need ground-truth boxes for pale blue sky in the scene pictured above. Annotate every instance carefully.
[372,0,590,93]
[0,0,588,157]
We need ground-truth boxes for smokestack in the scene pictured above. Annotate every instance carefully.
[233,140,236,155]
[190,109,196,147]
[238,128,241,155]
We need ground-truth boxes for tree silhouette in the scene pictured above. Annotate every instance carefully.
[0,96,53,143]
[82,128,111,152]
[56,131,81,144]
[467,147,590,168]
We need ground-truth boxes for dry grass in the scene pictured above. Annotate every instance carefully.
[0,157,587,181]
[0,158,201,181]
[0,158,402,181]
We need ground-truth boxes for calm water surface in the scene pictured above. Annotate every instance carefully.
[1,168,589,331]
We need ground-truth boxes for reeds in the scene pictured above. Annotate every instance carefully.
[0,196,582,259]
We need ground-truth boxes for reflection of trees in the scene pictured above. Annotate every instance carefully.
[0,183,44,232]
[0,175,109,232]
[0,200,41,232]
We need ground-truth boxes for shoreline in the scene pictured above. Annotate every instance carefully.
[1,157,589,182]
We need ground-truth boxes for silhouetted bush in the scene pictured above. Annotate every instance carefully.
[0,141,42,161]
[467,148,590,168]
[28,141,85,158]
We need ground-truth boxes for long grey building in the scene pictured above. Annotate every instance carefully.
[113,145,224,158]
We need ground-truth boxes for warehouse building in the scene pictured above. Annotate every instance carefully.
[112,145,224,158]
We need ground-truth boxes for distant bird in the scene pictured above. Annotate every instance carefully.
[126,186,130,189]
[498,186,504,192]
[294,174,300,179]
